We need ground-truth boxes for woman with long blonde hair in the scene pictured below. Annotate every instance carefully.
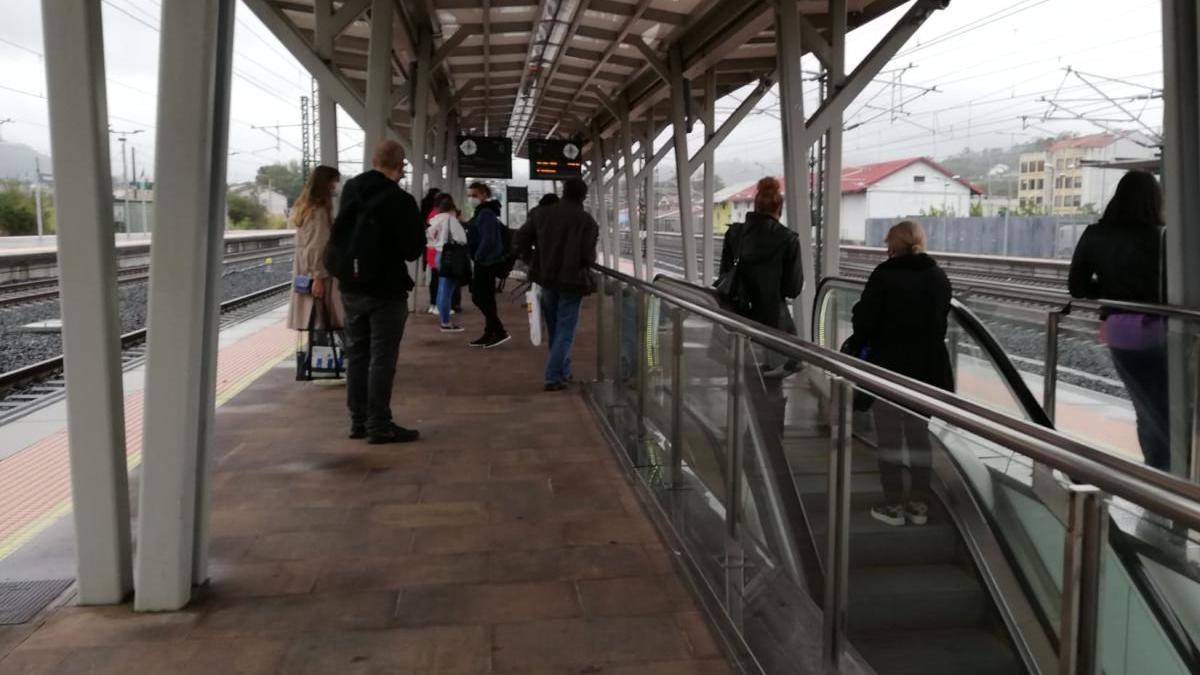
[287,164,344,330]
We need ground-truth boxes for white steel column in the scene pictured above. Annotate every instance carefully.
[776,0,816,336]
[410,27,433,200]
[702,69,717,286]
[609,154,621,266]
[40,0,132,605]
[136,0,236,611]
[669,45,698,282]
[1162,0,1200,309]
[447,115,462,203]
[822,0,847,279]
[621,101,642,279]
[363,0,393,169]
[592,134,612,267]
[644,116,657,277]
[315,0,339,167]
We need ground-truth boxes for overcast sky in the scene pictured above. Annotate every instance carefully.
[0,0,1164,186]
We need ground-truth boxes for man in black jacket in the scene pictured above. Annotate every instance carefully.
[328,139,425,444]
[514,177,599,391]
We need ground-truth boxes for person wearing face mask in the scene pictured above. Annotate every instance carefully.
[845,220,953,527]
[465,182,510,348]
[325,139,426,444]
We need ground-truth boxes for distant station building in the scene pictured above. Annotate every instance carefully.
[715,157,980,241]
[1018,132,1159,215]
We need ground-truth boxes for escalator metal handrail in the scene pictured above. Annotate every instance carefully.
[812,275,1200,509]
[594,263,1200,533]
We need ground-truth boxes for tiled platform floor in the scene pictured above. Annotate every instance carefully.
[0,286,731,674]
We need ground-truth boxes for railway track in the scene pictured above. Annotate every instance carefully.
[0,280,293,426]
[0,246,294,308]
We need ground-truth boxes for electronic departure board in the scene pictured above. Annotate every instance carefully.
[528,139,583,180]
[457,136,512,179]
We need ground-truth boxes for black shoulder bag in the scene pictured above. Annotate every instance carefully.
[714,225,753,315]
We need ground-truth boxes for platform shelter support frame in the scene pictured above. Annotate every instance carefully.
[621,100,642,280]
[136,0,236,611]
[668,45,698,282]
[363,0,393,171]
[314,0,339,168]
[701,69,717,286]
[644,114,658,278]
[40,0,133,606]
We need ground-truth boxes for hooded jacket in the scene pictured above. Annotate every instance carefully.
[718,212,803,330]
[514,199,600,295]
[330,169,425,298]
[1068,222,1164,313]
[468,199,507,267]
[851,252,954,391]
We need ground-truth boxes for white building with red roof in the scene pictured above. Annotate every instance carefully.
[715,157,980,242]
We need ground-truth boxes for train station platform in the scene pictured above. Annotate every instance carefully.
[0,288,731,674]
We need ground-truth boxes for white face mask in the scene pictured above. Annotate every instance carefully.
[467,197,481,208]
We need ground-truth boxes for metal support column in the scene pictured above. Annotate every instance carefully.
[410,26,432,200]
[776,0,817,336]
[823,377,854,672]
[644,116,657,277]
[1059,485,1108,675]
[702,69,717,286]
[363,0,393,169]
[1162,0,1200,310]
[822,0,847,279]
[592,136,611,267]
[314,0,339,168]
[668,45,698,282]
[621,101,642,280]
[610,155,621,265]
[136,0,236,611]
[40,0,132,605]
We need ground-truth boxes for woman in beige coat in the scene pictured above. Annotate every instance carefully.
[288,165,344,330]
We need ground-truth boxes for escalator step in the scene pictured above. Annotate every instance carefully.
[853,627,1026,675]
[848,563,987,632]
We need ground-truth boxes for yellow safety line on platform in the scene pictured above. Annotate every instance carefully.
[0,341,294,563]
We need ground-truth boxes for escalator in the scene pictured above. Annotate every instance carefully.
[617,273,1200,675]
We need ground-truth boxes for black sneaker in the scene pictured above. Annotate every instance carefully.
[368,424,420,444]
[869,503,906,527]
[469,334,490,348]
[484,332,511,349]
[440,323,465,333]
[544,382,568,392]
[349,426,367,440]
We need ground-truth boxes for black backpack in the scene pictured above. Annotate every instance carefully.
[326,188,392,286]
[495,225,517,279]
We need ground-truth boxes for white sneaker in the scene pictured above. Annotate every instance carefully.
[426,306,437,315]
[904,501,929,526]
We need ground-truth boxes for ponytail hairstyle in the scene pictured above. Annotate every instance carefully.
[435,193,457,213]
[291,165,340,227]
[885,220,927,258]
[752,176,784,217]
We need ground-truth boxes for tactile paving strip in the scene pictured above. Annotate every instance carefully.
[0,579,71,624]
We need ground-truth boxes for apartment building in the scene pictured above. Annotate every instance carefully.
[1017,132,1158,214]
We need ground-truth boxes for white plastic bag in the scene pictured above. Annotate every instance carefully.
[527,283,542,346]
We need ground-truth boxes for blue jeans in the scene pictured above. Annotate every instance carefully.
[541,288,583,385]
[1110,345,1171,471]
[437,276,458,325]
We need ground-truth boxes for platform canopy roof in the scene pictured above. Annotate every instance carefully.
[252,0,909,155]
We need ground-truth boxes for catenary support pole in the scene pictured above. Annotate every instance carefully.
[644,115,657,277]
[621,100,642,279]
[822,0,847,278]
[669,45,698,282]
[136,0,236,611]
[363,0,393,170]
[40,0,133,605]
[775,0,816,336]
[702,68,717,286]
[315,0,339,167]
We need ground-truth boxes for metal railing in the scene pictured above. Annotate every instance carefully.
[587,263,1200,675]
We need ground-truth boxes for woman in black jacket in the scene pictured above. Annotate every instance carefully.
[717,176,803,332]
[1068,171,1169,471]
[850,220,953,527]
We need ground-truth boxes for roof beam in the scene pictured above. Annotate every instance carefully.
[687,73,775,174]
[330,0,371,37]
[562,0,653,125]
[431,25,473,66]
[796,12,832,66]
[589,0,686,25]
[514,0,591,153]
[458,20,532,34]
[482,0,491,134]
[631,38,668,82]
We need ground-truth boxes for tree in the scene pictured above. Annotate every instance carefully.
[969,201,984,217]
[255,161,305,207]
[0,181,40,236]
[227,191,269,230]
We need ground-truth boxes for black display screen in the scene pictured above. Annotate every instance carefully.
[528,139,583,180]
[457,136,512,179]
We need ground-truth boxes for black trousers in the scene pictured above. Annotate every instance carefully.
[342,292,408,434]
[470,267,505,336]
[874,404,932,503]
